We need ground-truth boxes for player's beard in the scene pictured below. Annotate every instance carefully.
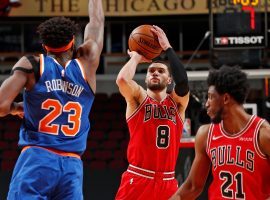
[211,108,223,124]
[147,81,166,91]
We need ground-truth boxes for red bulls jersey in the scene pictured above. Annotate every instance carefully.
[126,95,183,172]
[206,115,270,200]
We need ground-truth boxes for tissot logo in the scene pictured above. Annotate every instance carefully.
[215,36,264,45]
[220,37,228,45]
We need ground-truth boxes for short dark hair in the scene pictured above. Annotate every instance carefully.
[207,66,249,104]
[37,17,78,48]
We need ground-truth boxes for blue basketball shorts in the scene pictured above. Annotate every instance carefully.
[7,146,83,200]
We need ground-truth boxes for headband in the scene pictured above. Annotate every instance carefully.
[44,37,74,53]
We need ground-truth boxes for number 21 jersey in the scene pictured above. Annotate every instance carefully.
[207,115,270,200]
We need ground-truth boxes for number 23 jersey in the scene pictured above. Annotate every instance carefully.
[126,95,184,172]
[19,54,94,155]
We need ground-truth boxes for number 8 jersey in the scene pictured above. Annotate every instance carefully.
[19,54,94,155]
[126,95,184,172]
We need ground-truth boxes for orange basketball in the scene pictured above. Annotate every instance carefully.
[128,25,162,60]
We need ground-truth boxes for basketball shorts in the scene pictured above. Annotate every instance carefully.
[115,165,178,200]
[7,146,83,200]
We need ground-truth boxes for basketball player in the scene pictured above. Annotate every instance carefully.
[0,0,104,199]
[115,25,190,200]
[170,66,270,200]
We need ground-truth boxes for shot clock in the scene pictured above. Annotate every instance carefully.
[210,0,268,49]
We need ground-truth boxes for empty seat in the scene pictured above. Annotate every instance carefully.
[103,112,116,120]
[110,93,125,103]
[107,94,126,109]
[0,122,5,131]
[89,130,106,141]
[111,120,127,131]
[10,141,18,150]
[113,150,126,159]
[6,120,21,132]
[108,159,127,170]
[91,102,108,113]
[2,150,19,160]
[91,121,110,132]
[108,130,125,140]
[120,140,129,150]
[82,150,92,161]
[0,141,9,150]
[1,160,16,171]
[95,93,109,103]
[101,140,119,150]
[106,103,125,112]
[87,140,100,150]
[89,160,107,170]
[93,150,112,161]
[91,93,110,113]
[89,112,104,121]
[3,131,19,141]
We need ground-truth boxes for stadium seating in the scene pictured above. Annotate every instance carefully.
[0,93,129,172]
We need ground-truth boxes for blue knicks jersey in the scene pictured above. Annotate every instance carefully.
[18,54,94,155]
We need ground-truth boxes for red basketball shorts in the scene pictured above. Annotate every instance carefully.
[115,165,178,200]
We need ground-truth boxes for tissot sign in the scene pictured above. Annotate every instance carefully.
[214,36,265,48]
[210,0,268,49]
[9,0,209,17]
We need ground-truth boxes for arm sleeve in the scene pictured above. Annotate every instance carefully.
[165,47,189,96]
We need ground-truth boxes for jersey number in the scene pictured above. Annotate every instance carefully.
[39,99,82,136]
[156,125,170,148]
[220,171,245,199]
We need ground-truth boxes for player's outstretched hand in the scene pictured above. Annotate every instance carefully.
[151,25,172,51]
[10,102,24,119]
[127,49,152,63]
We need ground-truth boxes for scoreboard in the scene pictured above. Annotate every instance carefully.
[210,0,268,49]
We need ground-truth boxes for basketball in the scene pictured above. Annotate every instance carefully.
[128,25,162,60]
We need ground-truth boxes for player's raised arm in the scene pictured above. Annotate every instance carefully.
[151,25,189,116]
[76,0,104,92]
[116,50,151,101]
[85,0,104,56]
[79,0,104,59]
